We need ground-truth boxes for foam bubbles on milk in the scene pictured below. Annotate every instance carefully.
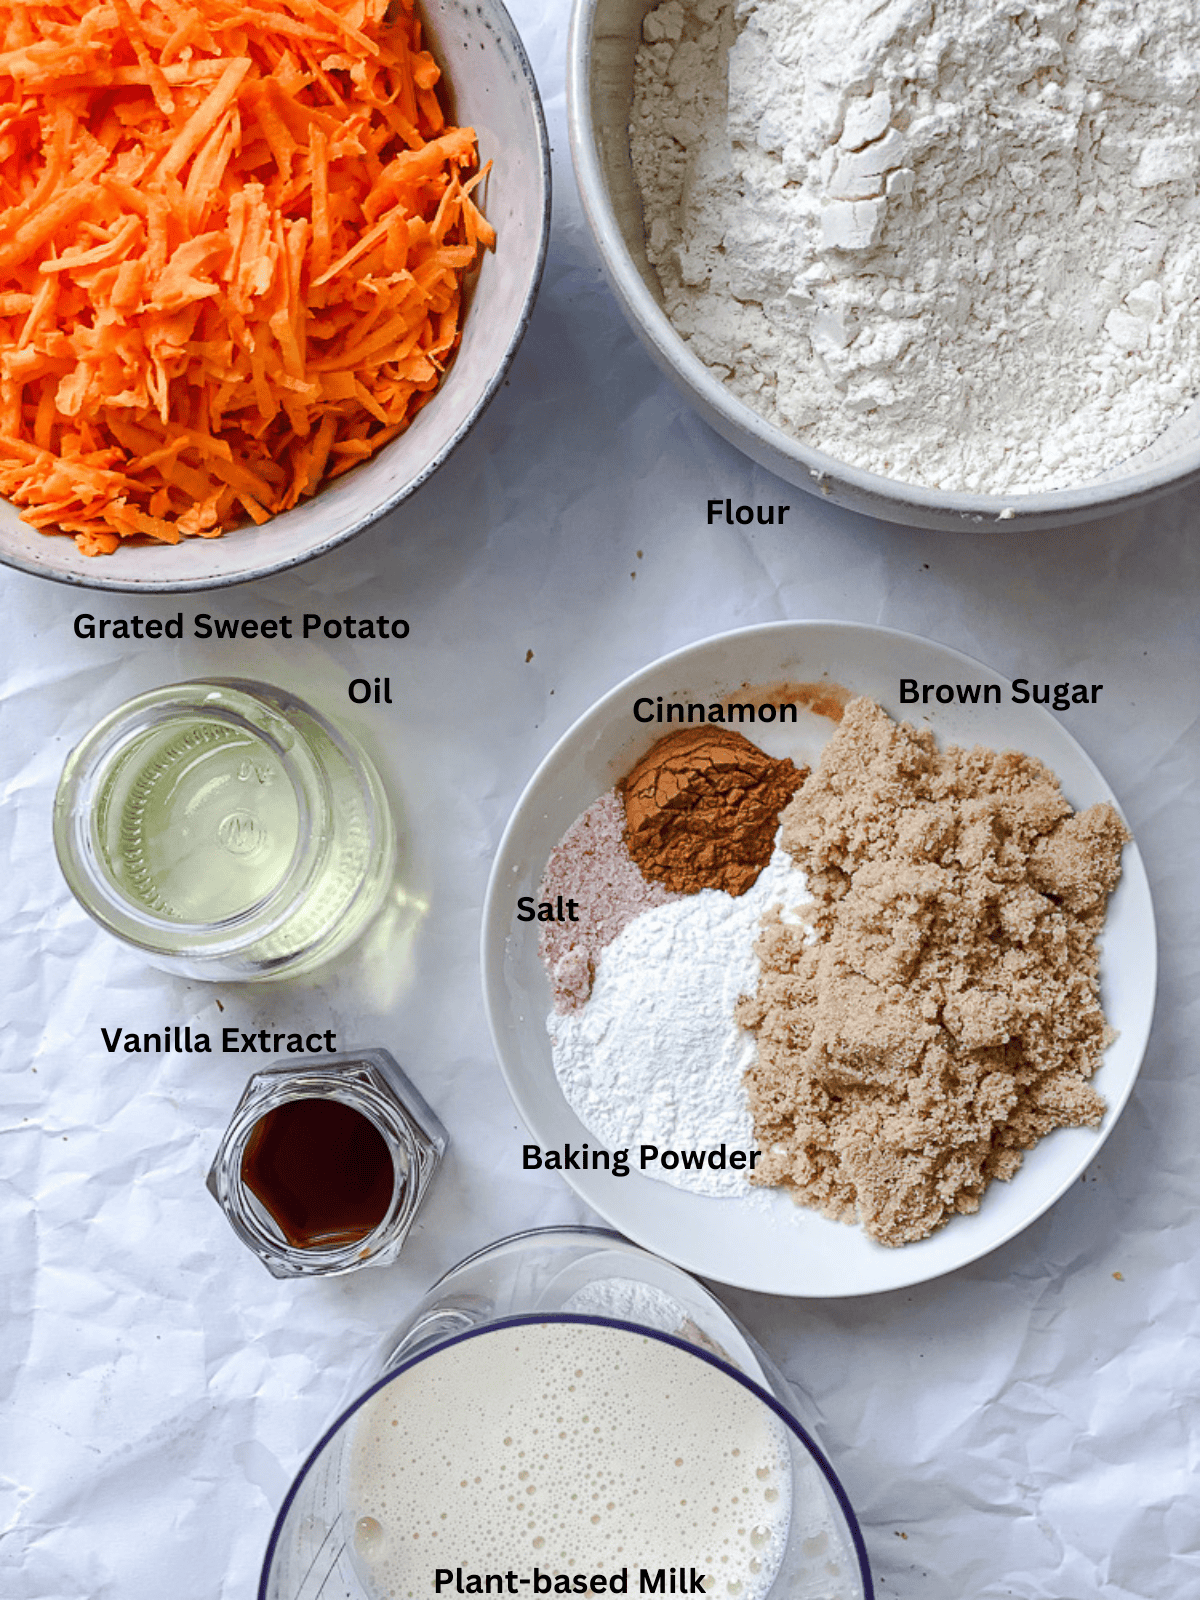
[345,1321,792,1598]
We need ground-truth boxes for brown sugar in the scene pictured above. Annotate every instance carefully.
[621,726,807,896]
[737,697,1129,1247]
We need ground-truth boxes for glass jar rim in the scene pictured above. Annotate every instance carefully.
[258,1312,875,1600]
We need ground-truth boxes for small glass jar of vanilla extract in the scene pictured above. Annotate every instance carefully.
[207,1049,447,1278]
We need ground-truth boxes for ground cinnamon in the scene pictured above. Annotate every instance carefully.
[621,727,807,896]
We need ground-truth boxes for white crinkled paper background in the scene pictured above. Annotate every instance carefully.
[2,5,1199,1596]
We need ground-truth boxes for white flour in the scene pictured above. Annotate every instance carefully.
[561,1275,692,1329]
[548,844,811,1198]
[631,0,1200,493]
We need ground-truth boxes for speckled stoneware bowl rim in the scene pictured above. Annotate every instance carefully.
[566,0,1200,531]
[0,0,551,594]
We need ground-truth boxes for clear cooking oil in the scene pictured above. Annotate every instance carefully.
[99,719,301,923]
[54,680,395,982]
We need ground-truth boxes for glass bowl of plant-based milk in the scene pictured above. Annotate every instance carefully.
[259,1228,873,1600]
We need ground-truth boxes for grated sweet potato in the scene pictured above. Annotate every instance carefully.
[0,0,495,554]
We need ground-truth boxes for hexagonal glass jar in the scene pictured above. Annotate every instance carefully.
[207,1050,446,1278]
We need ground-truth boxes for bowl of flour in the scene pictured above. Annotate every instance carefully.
[568,0,1200,529]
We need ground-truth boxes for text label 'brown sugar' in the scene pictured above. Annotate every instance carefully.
[900,678,1103,709]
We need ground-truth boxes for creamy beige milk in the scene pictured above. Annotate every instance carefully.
[344,1320,792,1598]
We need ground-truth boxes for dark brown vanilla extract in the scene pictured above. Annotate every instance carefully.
[240,1097,395,1249]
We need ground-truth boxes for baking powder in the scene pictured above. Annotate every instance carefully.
[549,842,811,1198]
[631,0,1200,493]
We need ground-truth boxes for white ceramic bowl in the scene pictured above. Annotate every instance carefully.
[482,622,1157,1296]
[2,0,550,593]
[567,0,1200,531]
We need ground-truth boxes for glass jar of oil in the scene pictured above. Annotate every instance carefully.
[54,680,395,981]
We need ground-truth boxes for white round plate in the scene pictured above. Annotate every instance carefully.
[482,622,1157,1297]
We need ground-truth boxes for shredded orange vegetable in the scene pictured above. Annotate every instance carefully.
[0,0,495,554]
